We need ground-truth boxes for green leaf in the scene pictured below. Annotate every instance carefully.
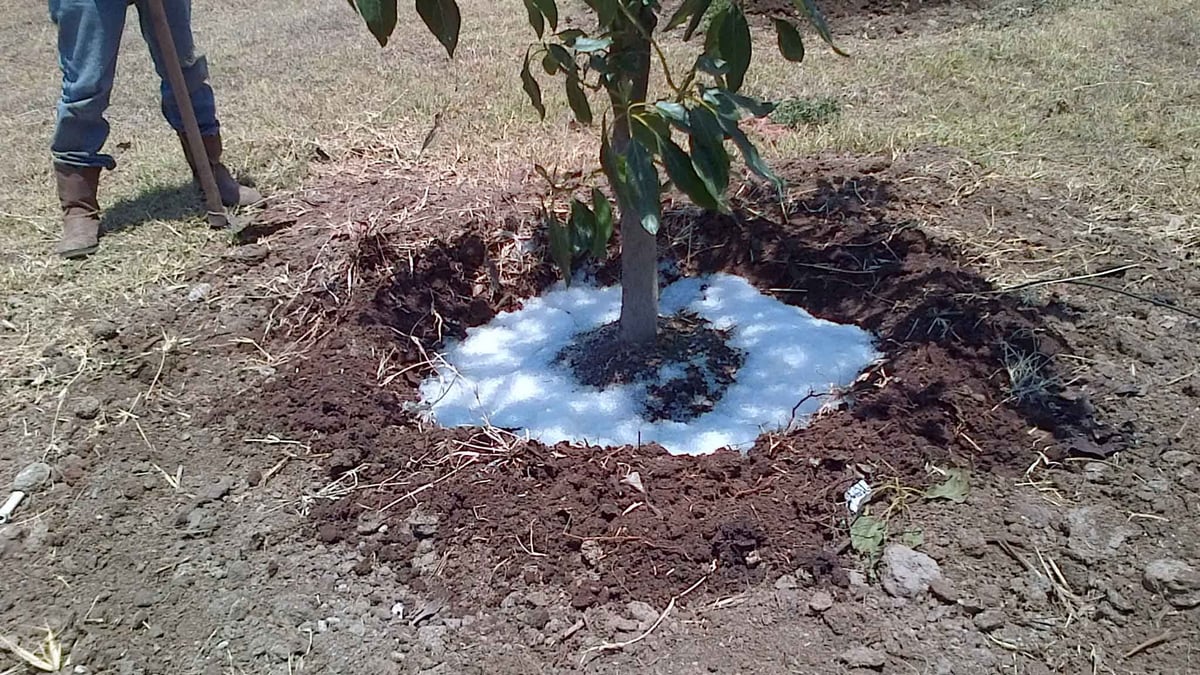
[583,0,619,26]
[724,90,776,118]
[415,0,461,58]
[557,28,585,44]
[793,0,849,56]
[655,101,689,127]
[521,48,546,119]
[569,199,597,253]
[590,188,613,258]
[704,4,726,54]
[702,87,740,119]
[716,112,783,192]
[666,0,710,34]
[352,0,398,46]
[772,18,805,62]
[661,138,724,212]
[546,212,574,283]
[542,51,559,75]
[924,469,970,503]
[548,44,575,72]
[702,88,776,120]
[719,6,752,92]
[573,37,612,53]
[624,139,662,236]
[683,0,712,41]
[529,0,558,31]
[696,55,729,77]
[631,112,669,154]
[849,515,885,558]
[687,105,731,199]
[522,0,544,37]
[899,528,925,548]
[565,74,593,125]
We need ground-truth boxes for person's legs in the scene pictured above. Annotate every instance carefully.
[134,0,217,135]
[49,0,128,257]
[135,0,260,207]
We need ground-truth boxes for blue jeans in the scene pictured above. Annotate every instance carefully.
[50,0,220,169]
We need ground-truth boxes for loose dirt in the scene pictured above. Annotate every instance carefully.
[223,153,1117,614]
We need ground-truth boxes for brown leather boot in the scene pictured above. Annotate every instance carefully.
[178,132,262,207]
[54,164,102,259]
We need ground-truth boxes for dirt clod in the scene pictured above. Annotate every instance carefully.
[72,395,102,420]
[12,462,52,492]
[973,609,1006,632]
[840,645,886,669]
[1143,559,1200,608]
[881,544,942,598]
[809,590,835,613]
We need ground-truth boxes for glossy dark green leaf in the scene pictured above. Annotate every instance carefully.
[655,101,690,128]
[548,43,574,71]
[696,55,729,76]
[702,87,739,119]
[719,5,752,92]
[772,18,805,62]
[570,199,597,253]
[573,37,612,53]
[521,48,546,119]
[724,90,776,118]
[703,88,777,120]
[666,0,710,34]
[415,0,461,57]
[353,0,398,46]
[687,105,731,198]
[590,187,613,258]
[530,0,558,31]
[793,0,849,56]
[522,0,544,37]
[557,29,585,44]
[661,138,723,212]
[542,51,559,75]
[631,112,669,154]
[683,0,711,41]
[566,74,593,125]
[546,212,574,283]
[624,140,662,236]
[704,4,726,54]
[717,112,783,192]
[583,0,619,26]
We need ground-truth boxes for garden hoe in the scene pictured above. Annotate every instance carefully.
[144,0,239,232]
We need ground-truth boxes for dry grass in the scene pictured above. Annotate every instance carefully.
[1,0,1197,406]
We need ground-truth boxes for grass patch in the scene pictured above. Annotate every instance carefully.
[770,96,842,128]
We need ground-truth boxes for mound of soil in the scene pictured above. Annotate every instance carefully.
[555,312,745,423]
[228,154,1117,609]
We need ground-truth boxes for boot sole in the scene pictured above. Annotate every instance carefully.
[56,243,99,259]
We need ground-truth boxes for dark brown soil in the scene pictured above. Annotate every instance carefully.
[225,154,1118,611]
[555,313,745,422]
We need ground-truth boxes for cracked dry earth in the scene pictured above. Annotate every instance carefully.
[1,151,1198,675]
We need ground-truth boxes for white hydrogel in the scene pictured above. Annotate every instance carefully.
[419,273,879,455]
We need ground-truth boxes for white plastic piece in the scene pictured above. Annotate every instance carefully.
[0,490,26,524]
[844,480,872,514]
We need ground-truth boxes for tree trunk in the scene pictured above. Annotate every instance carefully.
[611,12,658,347]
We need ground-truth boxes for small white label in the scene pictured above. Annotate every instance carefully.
[844,480,872,514]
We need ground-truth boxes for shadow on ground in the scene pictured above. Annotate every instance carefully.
[102,183,199,233]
